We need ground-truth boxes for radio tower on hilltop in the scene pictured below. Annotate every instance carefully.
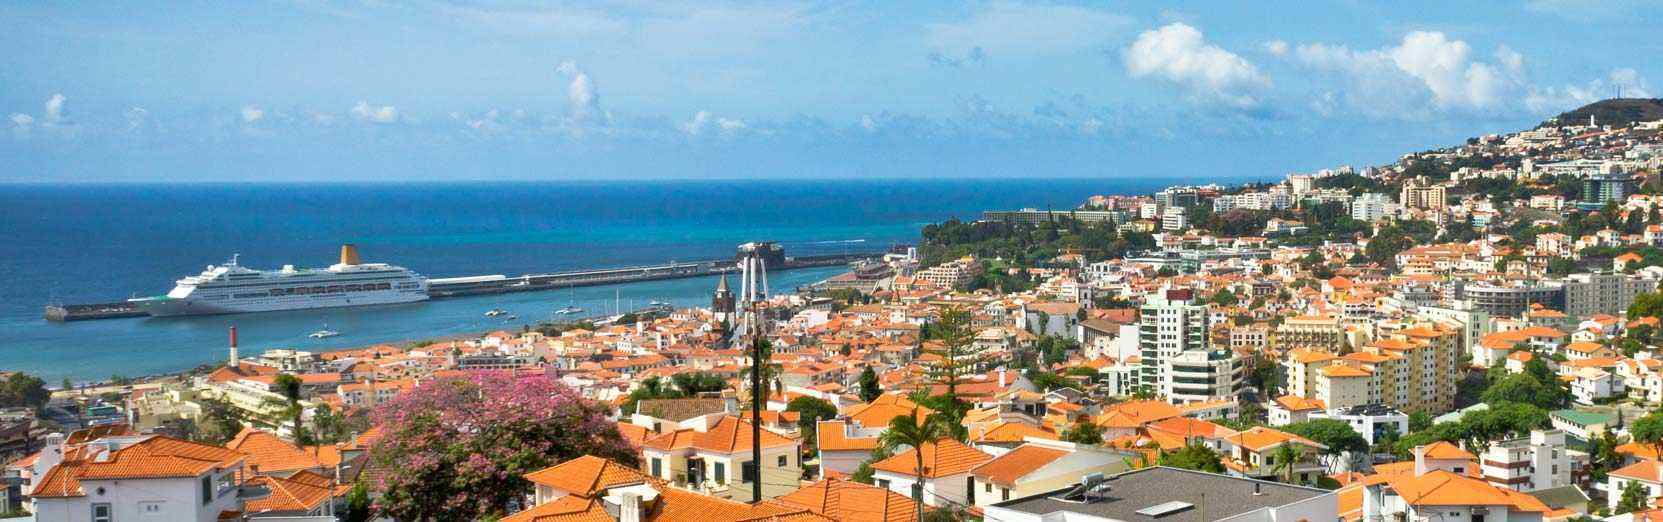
[736,242,770,503]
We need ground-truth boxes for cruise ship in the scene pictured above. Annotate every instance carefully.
[129,244,429,317]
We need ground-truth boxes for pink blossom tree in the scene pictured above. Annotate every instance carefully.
[367,371,636,520]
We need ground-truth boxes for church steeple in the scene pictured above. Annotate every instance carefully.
[712,272,735,327]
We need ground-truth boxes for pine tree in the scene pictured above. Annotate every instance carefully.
[921,308,984,434]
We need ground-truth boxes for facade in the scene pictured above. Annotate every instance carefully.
[639,416,803,503]
[1138,289,1214,401]
[1480,430,1571,493]
[29,436,249,522]
[1309,404,1409,445]
[869,438,993,508]
[1560,272,1655,319]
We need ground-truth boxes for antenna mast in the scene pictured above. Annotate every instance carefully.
[738,243,770,503]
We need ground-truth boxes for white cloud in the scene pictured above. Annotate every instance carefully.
[44,94,66,123]
[9,113,34,134]
[1282,31,1531,118]
[927,1,1132,57]
[1526,68,1654,113]
[350,101,399,123]
[1123,23,1269,108]
[124,107,149,131]
[241,105,265,123]
[1263,40,1289,56]
[556,60,601,121]
[680,110,745,136]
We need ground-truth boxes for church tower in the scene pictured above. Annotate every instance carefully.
[712,272,735,327]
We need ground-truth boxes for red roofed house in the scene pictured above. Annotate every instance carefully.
[639,416,802,502]
[968,441,1131,507]
[869,438,993,508]
[29,435,247,522]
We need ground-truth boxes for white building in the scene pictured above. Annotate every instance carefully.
[1480,430,1571,493]
[870,438,992,508]
[29,435,249,522]
[1309,404,1409,446]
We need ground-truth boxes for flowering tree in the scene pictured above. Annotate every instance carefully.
[367,371,637,520]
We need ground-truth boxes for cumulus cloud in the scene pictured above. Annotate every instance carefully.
[1263,40,1289,56]
[241,105,265,123]
[350,101,399,123]
[1526,67,1654,113]
[1123,23,1269,108]
[680,110,746,136]
[9,113,34,135]
[555,60,601,121]
[1281,31,1531,118]
[44,94,66,124]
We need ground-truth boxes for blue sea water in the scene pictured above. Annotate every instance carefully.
[0,178,1233,382]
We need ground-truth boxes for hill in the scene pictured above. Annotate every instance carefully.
[1543,98,1663,128]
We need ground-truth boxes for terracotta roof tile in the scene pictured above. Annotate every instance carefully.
[970,444,1069,487]
[871,438,992,478]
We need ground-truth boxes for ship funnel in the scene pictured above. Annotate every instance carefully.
[340,244,362,266]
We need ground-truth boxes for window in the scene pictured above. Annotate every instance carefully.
[651,458,663,478]
[92,503,113,522]
[714,462,726,484]
[778,455,787,467]
[742,461,758,483]
[201,476,213,505]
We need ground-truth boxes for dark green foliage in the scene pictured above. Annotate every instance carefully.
[786,396,839,448]
[1283,418,1369,457]
[1061,421,1104,445]
[0,373,51,411]
[1159,443,1225,473]
[858,367,882,403]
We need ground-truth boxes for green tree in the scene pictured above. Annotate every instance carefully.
[850,445,893,485]
[1630,411,1663,458]
[1631,292,1663,320]
[1061,421,1104,445]
[922,308,981,433]
[1159,443,1225,473]
[0,373,51,412]
[342,482,372,522]
[858,367,882,403]
[1408,411,1434,433]
[1270,443,1304,484]
[1284,419,1368,466]
[1482,373,1562,410]
[272,373,305,443]
[879,409,950,520]
[785,396,839,448]
[1617,479,1649,514]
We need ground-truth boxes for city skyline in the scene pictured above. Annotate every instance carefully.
[2,1,1660,182]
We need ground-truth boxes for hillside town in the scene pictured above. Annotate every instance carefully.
[7,103,1663,521]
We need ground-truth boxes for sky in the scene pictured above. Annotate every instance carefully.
[1,0,1658,182]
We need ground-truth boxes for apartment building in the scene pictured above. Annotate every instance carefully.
[639,416,803,503]
[1561,272,1656,319]
[1480,430,1571,493]
[1138,289,1219,401]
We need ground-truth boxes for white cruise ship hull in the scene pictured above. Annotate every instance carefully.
[133,289,428,317]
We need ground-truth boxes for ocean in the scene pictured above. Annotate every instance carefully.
[0,178,1237,382]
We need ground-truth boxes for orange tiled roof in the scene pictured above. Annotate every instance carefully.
[776,479,918,522]
[525,456,656,498]
[970,444,1069,487]
[227,428,329,474]
[1224,427,1326,453]
[1096,400,1181,429]
[970,421,1058,444]
[1382,470,1549,512]
[642,417,798,454]
[79,436,245,480]
[1418,441,1476,460]
[817,421,880,452]
[244,470,334,515]
[870,438,992,478]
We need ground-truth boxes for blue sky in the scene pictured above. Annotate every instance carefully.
[1,0,1658,182]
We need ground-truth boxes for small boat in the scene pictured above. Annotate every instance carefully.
[485,309,507,317]
[554,305,584,315]
[504,315,518,321]
[309,327,340,339]
[649,300,669,307]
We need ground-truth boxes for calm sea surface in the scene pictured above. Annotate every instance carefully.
[0,178,1238,382]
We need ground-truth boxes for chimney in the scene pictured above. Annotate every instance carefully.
[35,433,66,475]
[998,368,1007,388]
[619,492,643,522]
[339,244,361,266]
[229,326,239,366]
[1412,445,1428,477]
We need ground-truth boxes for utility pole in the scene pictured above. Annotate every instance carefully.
[737,243,770,503]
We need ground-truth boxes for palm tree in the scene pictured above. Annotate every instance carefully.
[1270,444,1303,485]
[273,373,305,443]
[879,408,947,520]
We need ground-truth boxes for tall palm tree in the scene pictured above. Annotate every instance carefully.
[1270,444,1303,485]
[879,408,947,520]
[273,373,305,443]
